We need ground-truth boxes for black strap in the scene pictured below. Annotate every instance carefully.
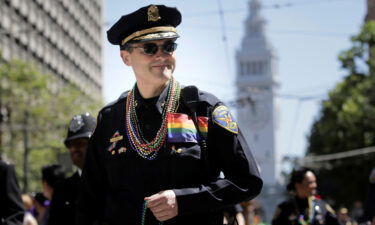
[181,86,209,178]
[181,86,204,141]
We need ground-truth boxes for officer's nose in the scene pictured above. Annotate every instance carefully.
[154,48,166,57]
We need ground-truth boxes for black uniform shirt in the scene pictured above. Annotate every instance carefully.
[49,172,81,225]
[78,84,263,225]
[272,196,340,225]
[0,161,24,225]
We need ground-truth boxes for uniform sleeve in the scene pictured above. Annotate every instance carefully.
[173,105,263,215]
[48,180,64,225]
[1,163,25,225]
[77,112,107,225]
[324,203,340,225]
[271,204,292,225]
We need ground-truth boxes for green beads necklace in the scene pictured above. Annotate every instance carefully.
[125,76,181,160]
[141,201,163,225]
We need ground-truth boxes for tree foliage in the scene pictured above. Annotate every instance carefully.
[0,56,102,192]
[306,22,375,208]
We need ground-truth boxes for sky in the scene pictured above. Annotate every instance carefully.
[103,0,366,164]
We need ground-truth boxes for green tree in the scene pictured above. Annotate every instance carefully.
[306,22,375,208]
[0,57,102,192]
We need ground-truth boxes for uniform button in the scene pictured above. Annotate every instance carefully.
[145,124,151,130]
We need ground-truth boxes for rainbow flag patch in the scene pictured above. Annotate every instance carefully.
[167,113,208,143]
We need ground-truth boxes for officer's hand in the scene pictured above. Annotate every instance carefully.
[145,190,178,222]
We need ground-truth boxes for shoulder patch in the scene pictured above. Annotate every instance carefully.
[213,105,238,134]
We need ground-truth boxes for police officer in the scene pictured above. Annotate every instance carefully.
[272,168,340,225]
[48,113,96,225]
[365,167,375,225]
[0,158,24,225]
[78,5,263,225]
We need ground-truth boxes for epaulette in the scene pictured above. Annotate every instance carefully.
[197,89,221,107]
[101,91,129,112]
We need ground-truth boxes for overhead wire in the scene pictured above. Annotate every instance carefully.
[182,0,358,18]
[301,146,375,164]
[217,0,232,77]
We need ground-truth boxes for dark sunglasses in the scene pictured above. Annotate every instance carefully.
[130,41,178,56]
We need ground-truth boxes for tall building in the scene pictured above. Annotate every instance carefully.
[366,0,375,21]
[0,0,103,100]
[235,0,283,222]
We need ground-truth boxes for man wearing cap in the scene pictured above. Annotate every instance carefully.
[79,5,262,225]
[0,157,24,225]
[48,113,96,225]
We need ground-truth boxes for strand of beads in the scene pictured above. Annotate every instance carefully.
[141,201,163,225]
[125,77,181,160]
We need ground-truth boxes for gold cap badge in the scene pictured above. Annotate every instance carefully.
[148,5,161,22]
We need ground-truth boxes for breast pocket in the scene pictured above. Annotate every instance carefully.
[104,138,139,191]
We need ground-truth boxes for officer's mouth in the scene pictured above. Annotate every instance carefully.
[152,64,171,69]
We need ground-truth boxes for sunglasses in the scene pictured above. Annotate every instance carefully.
[130,41,178,56]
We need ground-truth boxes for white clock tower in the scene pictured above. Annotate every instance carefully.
[235,0,282,222]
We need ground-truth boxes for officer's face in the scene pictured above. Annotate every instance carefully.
[120,39,176,87]
[67,138,89,169]
[295,171,317,198]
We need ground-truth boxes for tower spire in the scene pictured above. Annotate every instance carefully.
[245,0,266,39]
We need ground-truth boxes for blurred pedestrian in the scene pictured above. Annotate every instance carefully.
[32,192,48,225]
[349,201,364,224]
[272,167,340,225]
[365,168,375,225]
[337,207,356,225]
[241,200,269,225]
[21,194,37,225]
[223,204,246,225]
[78,4,263,225]
[0,158,24,225]
[48,113,96,225]
[40,165,65,225]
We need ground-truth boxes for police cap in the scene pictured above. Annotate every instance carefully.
[107,5,181,47]
[64,113,96,147]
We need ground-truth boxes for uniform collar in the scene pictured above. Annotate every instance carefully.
[133,83,168,114]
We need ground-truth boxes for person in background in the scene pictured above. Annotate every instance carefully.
[365,168,375,225]
[21,194,37,225]
[223,204,246,225]
[349,201,364,224]
[0,158,24,225]
[40,165,65,225]
[32,192,48,225]
[48,113,96,225]
[272,167,340,225]
[337,207,356,225]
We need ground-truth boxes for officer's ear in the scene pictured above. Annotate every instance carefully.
[120,50,131,66]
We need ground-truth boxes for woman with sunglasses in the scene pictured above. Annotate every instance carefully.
[78,4,263,225]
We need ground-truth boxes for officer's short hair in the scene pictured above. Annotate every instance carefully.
[120,42,134,52]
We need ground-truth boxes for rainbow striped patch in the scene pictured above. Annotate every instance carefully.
[167,113,208,143]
